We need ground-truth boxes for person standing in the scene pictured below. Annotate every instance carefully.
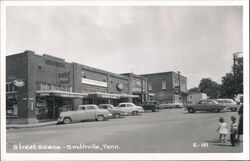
[216,117,228,143]
[230,116,238,146]
[237,105,243,142]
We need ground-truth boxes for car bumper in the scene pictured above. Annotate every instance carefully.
[139,110,144,113]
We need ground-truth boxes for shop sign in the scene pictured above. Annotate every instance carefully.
[99,94,120,99]
[82,78,107,87]
[13,80,25,87]
[58,72,70,84]
[116,83,123,91]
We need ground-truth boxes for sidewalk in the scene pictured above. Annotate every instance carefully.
[6,120,58,129]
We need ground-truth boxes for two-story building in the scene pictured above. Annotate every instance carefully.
[6,50,138,124]
[142,72,188,105]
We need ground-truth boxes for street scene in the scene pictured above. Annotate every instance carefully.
[1,1,248,161]
[6,109,243,153]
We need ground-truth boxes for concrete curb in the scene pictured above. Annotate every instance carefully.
[6,121,58,129]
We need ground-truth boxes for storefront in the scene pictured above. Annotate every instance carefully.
[36,90,88,119]
[86,92,121,106]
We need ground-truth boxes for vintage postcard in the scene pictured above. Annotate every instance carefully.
[1,0,249,160]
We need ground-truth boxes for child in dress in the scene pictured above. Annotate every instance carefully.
[216,117,228,142]
[230,116,238,146]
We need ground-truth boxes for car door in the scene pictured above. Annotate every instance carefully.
[195,100,207,111]
[85,105,97,120]
[118,104,127,112]
[127,103,135,112]
[75,106,88,121]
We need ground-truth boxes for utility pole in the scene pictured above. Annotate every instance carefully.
[177,71,181,103]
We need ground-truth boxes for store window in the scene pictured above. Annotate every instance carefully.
[6,100,18,116]
[6,82,18,92]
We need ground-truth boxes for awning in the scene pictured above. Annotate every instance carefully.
[120,93,139,98]
[88,92,120,99]
[36,90,88,98]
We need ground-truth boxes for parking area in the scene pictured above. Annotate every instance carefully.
[6,109,243,153]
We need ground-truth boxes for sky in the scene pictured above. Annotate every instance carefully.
[6,6,243,89]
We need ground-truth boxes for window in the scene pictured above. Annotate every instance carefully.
[148,82,153,90]
[6,83,18,92]
[119,104,126,107]
[162,80,166,90]
[87,106,96,110]
[78,106,85,110]
[127,104,133,107]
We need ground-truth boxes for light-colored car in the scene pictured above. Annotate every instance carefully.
[58,104,112,124]
[117,102,144,115]
[159,101,183,109]
[215,99,240,112]
[186,99,226,113]
[99,104,127,118]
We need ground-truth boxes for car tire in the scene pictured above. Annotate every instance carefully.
[132,111,138,115]
[63,117,72,124]
[176,105,180,108]
[113,113,120,119]
[188,108,195,113]
[153,108,159,112]
[96,115,105,121]
[214,108,221,113]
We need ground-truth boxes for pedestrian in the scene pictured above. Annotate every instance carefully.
[230,116,238,146]
[237,104,243,142]
[216,116,228,143]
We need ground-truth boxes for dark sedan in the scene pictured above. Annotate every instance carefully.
[141,101,160,112]
[186,99,226,113]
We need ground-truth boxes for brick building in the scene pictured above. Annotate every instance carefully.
[142,72,188,105]
[121,73,148,105]
[6,51,138,124]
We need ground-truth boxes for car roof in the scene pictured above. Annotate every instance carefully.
[78,104,97,107]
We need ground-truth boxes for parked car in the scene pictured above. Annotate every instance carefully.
[58,104,112,124]
[214,99,241,112]
[117,102,144,115]
[186,99,226,113]
[141,101,160,112]
[159,101,183,109]
[99,104,127,118]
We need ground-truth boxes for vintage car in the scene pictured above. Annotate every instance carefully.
[117,102,144,115]
[141,101,160,112]
[99,104,127,118]
[214,99,240,112]
[58,104,112,124]
[159,101,183,109]
[186,99,226,113]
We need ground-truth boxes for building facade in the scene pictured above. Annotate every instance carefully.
[6,51,138,124]
[121,73,148,104]
[142,72,188,105]
[187,92,208,104]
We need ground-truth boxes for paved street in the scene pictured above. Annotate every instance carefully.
[6,109,243,153]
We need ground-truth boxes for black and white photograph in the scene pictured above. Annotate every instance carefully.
[1,0,249,160]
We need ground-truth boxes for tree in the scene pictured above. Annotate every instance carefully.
[188,87,200,94]
[220,73,236,98]
[220,57,243,98]
[198,78,220,98]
